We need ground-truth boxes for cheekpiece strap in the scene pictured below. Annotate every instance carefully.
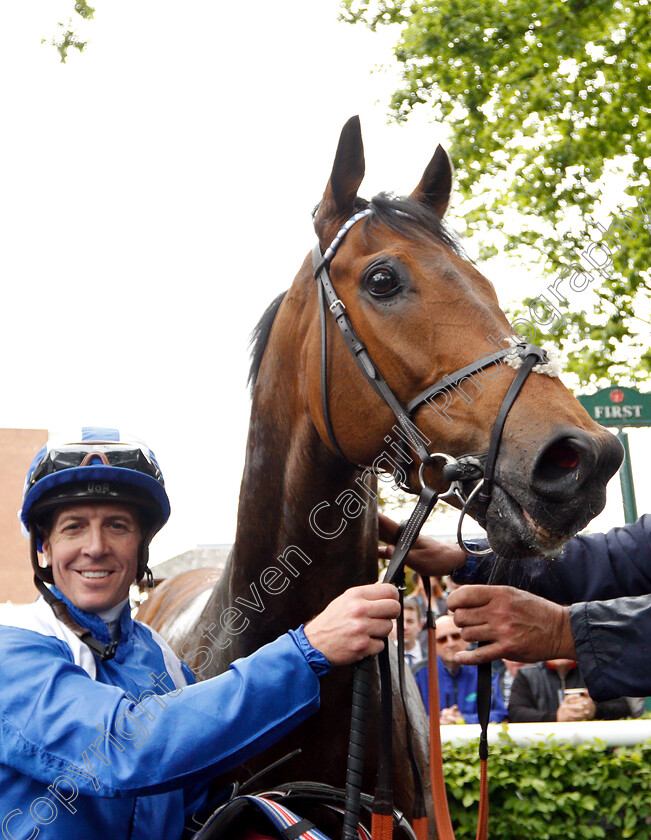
[313,211,432,467]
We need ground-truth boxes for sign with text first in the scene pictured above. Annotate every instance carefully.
[578,387,651,427]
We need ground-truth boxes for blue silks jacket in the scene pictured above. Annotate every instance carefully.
[0,589,328,840]
[453,514,651,702]
[413,657,507,724]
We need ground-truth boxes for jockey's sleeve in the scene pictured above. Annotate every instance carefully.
[289,624,331,675]
[0,628,323,798]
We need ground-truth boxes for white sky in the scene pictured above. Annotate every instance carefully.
[2,0,648,565]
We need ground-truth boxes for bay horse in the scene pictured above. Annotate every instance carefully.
[138,117,622,833]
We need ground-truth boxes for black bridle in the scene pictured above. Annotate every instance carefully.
[312,208,549,839]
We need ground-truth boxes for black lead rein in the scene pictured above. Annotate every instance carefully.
[340,485,440,840]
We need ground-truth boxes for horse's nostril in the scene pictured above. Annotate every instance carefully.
[545,441,580,471]
[531,430,598,495]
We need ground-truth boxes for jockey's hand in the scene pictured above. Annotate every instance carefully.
[304,583,400,666]
[378,513,466,577]
[447,585,576,665]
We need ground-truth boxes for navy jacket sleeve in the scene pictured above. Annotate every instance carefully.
[507,515,651,604]
[570,595,651,701]
[457,515,651,602]
[455,516,651,701]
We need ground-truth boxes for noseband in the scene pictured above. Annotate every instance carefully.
[312,208,550,553]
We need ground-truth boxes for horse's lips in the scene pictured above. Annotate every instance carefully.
[484,484,572,559]
[521,507,568,550]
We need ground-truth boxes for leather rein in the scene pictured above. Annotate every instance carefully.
[312,208,549,840]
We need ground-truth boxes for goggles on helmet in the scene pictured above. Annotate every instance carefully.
[27,442,163,488]
[21,433,171,538]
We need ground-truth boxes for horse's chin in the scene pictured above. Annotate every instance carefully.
[481,484,595,561]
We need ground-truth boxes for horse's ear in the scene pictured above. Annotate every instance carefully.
[314,116,365,246]
[411,144,453,217]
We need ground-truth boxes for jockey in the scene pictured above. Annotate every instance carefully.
[0,428,400,840]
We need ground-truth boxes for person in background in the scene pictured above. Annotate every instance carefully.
[508,659,631,723]
[409,573,446,655]
[411,572,447,620]
[499,659,526,707]
[413,614,507,724]
[400,596,426,668]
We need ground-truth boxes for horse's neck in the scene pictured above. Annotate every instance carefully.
[205,388,379,661]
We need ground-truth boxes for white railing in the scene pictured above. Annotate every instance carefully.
[440,719,651,747]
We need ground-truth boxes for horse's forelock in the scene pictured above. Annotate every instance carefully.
[248,291,287,393]
[367,192,465,256]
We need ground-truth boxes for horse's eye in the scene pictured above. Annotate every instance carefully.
[366,267,401,298]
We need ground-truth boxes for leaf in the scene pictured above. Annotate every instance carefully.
[74,0,95,19]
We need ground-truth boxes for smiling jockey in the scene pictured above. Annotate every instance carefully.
[0,428,400,840]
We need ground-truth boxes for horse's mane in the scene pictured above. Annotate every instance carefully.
[248,194,464,392]
[248,291,287,393]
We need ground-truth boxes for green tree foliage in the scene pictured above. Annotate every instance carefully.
[341,0,651,388]
[43,0,95,62]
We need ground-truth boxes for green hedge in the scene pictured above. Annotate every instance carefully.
[443,732,651,838]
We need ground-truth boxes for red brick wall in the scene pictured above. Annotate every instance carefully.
[0,429,48,604]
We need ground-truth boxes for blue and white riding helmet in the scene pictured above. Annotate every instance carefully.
[20,426,171,584]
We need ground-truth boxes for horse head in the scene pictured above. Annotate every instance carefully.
[269,115,622,560]
[138,119,624,821]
